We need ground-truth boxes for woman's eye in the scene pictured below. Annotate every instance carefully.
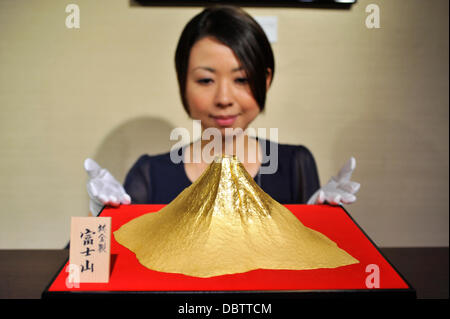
[235,78,248,84]
[197,78,213,84]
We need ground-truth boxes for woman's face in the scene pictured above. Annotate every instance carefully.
[185,36,269,136]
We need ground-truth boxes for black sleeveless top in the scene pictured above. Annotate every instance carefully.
[123,139,320,204]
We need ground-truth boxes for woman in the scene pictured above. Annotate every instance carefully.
[85,6,360,216]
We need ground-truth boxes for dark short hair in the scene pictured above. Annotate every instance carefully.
[175,5,275,115]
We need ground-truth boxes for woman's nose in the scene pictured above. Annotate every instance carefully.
[214,80,233,108]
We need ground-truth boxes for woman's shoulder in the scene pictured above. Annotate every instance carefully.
[257,138,314,157]
[132,149,180,168]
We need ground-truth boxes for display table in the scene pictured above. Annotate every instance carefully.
[2,248,448,299]
[41,204,416,299]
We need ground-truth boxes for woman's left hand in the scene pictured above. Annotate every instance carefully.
[307,157,361,205]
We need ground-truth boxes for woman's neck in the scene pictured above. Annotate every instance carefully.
[203,132,258,162]
[183,131,262,183]
[186,131,261,165]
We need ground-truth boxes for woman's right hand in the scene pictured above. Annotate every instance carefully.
[84,158,131,216]
[307,157,360,206]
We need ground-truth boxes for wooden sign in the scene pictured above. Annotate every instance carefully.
[68,217,111,285]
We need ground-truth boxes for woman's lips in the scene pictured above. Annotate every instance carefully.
[212,115,238,127]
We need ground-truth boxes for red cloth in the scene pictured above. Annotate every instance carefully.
[49,205,409,291]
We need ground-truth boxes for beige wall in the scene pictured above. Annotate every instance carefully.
[0,0,448,248]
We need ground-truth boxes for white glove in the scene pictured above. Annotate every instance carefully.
[84,158,131,216]
[307,157,360,205]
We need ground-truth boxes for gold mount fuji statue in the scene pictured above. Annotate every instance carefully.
[114,155,358,278]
